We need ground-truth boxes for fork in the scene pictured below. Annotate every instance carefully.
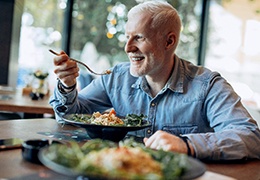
[49,49,112,75]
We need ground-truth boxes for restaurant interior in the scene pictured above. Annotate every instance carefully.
[0,0,260,179]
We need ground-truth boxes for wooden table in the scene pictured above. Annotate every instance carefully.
[0,89,54,117]
[0,118,74,179]
[0,118,260,180]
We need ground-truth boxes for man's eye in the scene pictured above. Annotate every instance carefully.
[136,35,144,41]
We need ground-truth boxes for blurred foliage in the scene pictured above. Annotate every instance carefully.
[23,0,201,65]
[71,0,137,65]
[170,0,201,64]
[23,0,65,47]
[23,0,65,32]
[71,0,201,64]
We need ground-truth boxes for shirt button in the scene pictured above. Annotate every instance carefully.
[61,97,66,104]
[151,103,156,107]
[147,129,152,134]
[57,105,67,112]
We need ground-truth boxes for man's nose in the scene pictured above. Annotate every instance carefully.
[124,39,137,53]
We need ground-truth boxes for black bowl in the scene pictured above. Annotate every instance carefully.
[22,139,49,164]
[86,127,128,142]
[62,114,151,142]
[22,139,62,164]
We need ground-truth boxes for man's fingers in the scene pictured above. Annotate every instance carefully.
[53,53,69,66]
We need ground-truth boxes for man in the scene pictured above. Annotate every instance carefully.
[50,1,260,160]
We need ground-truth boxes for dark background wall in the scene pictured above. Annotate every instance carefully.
[0,0,15,85]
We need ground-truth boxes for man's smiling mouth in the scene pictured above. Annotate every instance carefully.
[129,54,145,61]
[131,57,144,61]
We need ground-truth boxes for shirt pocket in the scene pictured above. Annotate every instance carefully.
[162,125,198,135]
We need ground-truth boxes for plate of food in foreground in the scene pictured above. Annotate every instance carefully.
[39,138,206,180]
[62,110,151,142]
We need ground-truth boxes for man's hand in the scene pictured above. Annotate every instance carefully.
[143,130,194,156]
[53,51,79,88]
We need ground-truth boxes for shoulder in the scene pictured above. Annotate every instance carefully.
[177,57,230,96]
[179,58,221,82]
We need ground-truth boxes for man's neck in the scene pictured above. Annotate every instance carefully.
[146,58,175,97]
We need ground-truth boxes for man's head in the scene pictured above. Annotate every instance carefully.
[125,1,182,77]
[128,1,181,51]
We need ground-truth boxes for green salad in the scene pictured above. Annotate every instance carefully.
[70,112,148,127]
[43,138,188,180]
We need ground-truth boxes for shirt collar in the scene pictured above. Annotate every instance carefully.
[131,76,145,89]
[167,55,184,93]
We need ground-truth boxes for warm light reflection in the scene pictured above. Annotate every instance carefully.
[90,26,97,34]
[77,13,84,20]
[110,19,117,25]
[38,171,51,178]
[107,32,113,39]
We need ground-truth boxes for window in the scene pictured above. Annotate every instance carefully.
[205,0,260,109]
[16,0,65,90]
[3,0,258,116]
[70,0,202,64]
[15,0,201,91]
[69,0,202,88]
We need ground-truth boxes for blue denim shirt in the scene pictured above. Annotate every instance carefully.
[50,55,260,160]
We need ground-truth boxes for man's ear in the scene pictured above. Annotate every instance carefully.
[165,33,176,49]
